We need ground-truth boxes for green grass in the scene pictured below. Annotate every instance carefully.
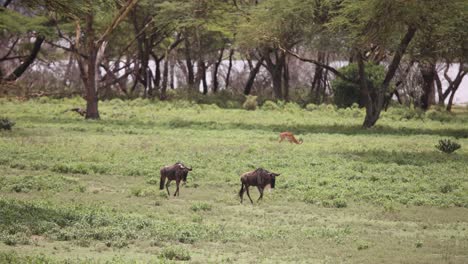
[0,98,467,263]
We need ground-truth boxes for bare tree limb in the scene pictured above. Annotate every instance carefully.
[278,45,356,83]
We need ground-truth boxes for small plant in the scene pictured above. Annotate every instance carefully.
[190,202,212,212]
[435,139,461,154]
[357,242,369,250]
[0,117,15,130]
[160,246,191,261]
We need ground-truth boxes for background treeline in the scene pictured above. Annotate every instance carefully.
[0,0,467,127]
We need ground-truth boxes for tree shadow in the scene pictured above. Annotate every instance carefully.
[159,119,468,138]
[343,149,468,166]
[0,199,79,229]
[16,115,468,138]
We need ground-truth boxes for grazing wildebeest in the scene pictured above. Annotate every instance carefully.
[160,162,192,196]
[239,168,280,204]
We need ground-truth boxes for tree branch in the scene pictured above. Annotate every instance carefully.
[279,45,355,83]
[97,0,139,46]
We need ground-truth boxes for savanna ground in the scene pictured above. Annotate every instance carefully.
[0,97,467,263]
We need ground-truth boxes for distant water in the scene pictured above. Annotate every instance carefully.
[329,61,467,105]
[33,59,468,105]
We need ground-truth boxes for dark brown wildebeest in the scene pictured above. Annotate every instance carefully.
[239,168,280,204]
[160,162,192,196]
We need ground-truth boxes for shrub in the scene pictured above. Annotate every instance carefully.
[160,246,191,261]
[261,100,280,111]
[305,103,318,111]
[426,109,453,122]
[0,117,15,130]
[331,63,385,108]
[243,95,258,111]
[284,102,301,112]
[435,139,461,154]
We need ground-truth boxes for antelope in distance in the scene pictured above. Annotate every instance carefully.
[279,132,303,144]
[239,168,280,204]
[160,162,192,196]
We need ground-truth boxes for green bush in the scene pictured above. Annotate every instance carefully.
[0,117,15,130]
[261,100,280,111]
[435,139,461,154]
[284,102,301,112]
[243,95,258,111]
[331,63,385,108]
[305,103,319,111]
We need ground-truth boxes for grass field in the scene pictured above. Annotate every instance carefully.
[1,97,467,263]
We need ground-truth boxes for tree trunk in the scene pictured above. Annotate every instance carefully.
[225,49,234,89]
[264,51,284,100]
[282,55,290,101]
[434,72,444,106]
[362,25,417,128]
[212,48,224,93]
[271,68,283,100]
[4,36,45,81]
[170,56,175,89]
[84,12,100,119]
[202,63,208,95]
[444,63,466,112]
[420,61,436,110]
[311,52,326,104]
[184,38,195,89]
[161,52,169,100]
[244,57,264,95]
[195,59,207,94]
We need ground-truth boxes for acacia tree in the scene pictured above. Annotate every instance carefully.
[406,0,468,111]
[64,0,138,119]
[0,0,83,82]
[155,0,236,96]
[237,0,313,100]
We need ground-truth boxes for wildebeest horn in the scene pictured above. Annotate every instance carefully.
[188,166,192,171]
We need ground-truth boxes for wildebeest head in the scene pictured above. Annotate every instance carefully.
[268,172,280,188]
[176,162,192,182]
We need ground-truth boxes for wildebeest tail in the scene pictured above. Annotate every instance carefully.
[239,183,244,197]
[159,175,165,190]
[271,176,275,188]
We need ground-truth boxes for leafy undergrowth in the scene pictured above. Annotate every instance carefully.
[0,98,467,263]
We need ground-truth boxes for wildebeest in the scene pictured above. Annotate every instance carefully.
[239,168,280,204]
[160,162,192,196]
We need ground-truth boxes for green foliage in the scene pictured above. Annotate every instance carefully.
[305,103,319,111]
[160,246,191,261]
[331,63,386,108]
[261,100,281,111]
[242,95,258,111]
[0,117,15,130]
[190,202,212,212]
[237,0,317,49]
[435,139,461,154]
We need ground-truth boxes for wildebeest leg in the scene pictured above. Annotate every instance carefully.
[165,180,171,196]
[257,186,264,202]
[245,185,254,204]
[174,179,180,196]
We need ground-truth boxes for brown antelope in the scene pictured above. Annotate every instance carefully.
[279,132,303,144]
[239,168,280,204]
[159,162,192,196]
